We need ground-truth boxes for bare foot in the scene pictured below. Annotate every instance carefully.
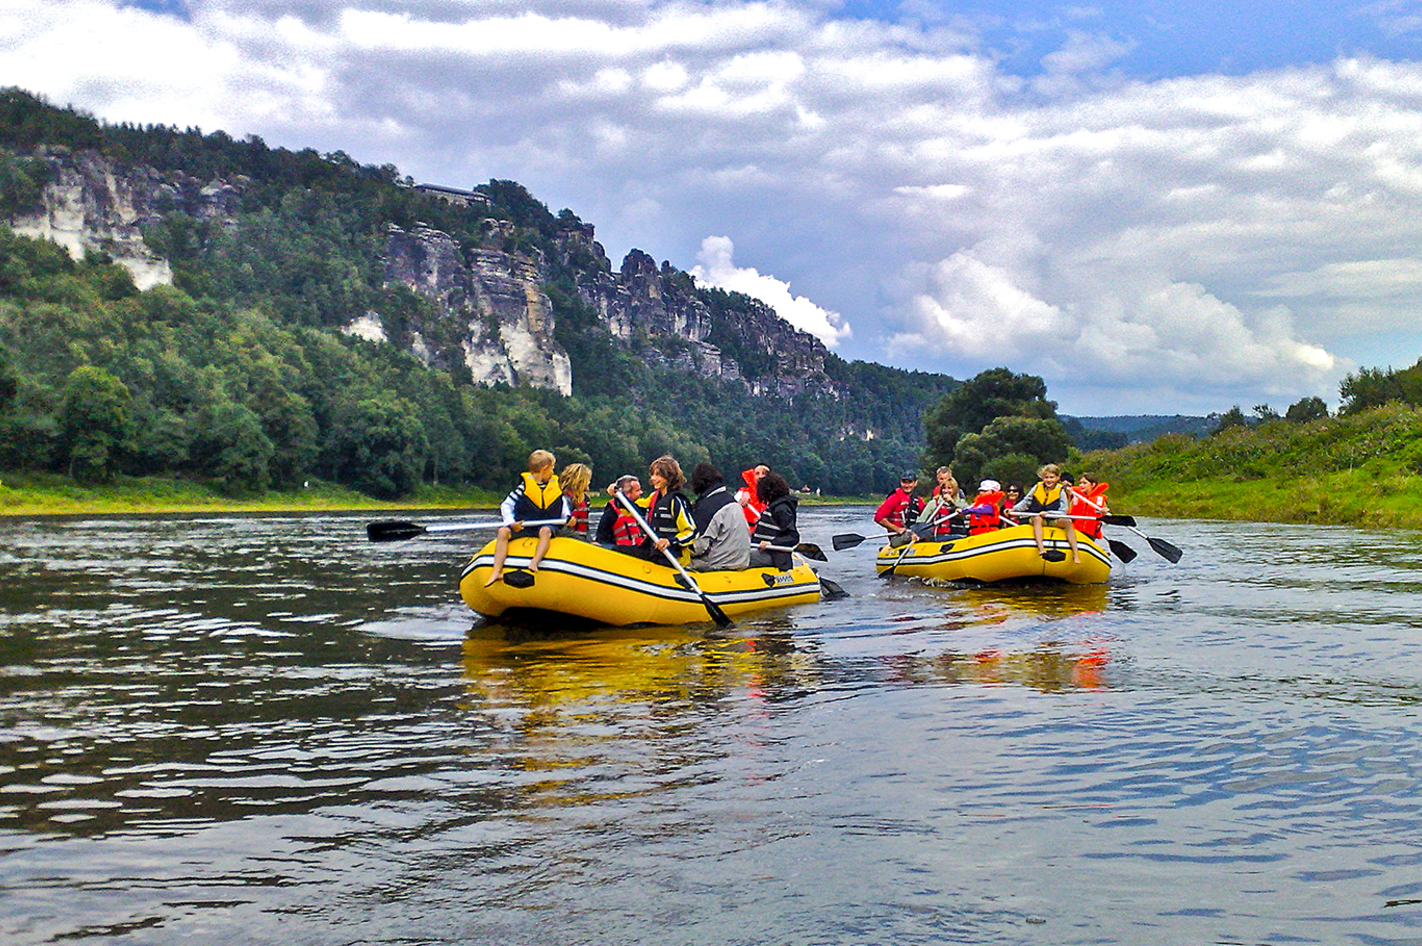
[484,573,502,587]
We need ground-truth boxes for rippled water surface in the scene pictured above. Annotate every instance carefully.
[3,509,1422,945]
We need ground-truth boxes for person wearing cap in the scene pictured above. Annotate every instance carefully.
[874,471,925,540]
[963,479,1007,535]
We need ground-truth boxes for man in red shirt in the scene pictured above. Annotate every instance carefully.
[874,472,924,539]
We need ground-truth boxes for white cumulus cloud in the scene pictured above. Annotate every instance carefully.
[690,236,852,348]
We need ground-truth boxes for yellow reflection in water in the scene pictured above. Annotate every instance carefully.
[459,621,821,807]
[884,581,1114,691]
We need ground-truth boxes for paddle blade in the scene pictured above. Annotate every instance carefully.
[367,520,425,542]
[1101,514,1137,527]
[819,576,850,600]
[1148,537,1183,563]
[832,533,867,551]
[1107,539,1139,563]
[701,596,734,628]
[795,543,828,562]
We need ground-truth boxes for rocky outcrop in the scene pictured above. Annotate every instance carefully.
[5,147,240,290]
[382,224,572,395]
[564,236,831,396]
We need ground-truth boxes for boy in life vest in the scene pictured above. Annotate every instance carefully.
[1009,463,1080,564]
[1068,473,1110,542]
[962,479,1006,535]
[485,449,570,585]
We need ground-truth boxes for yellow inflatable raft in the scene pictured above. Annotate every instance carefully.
[460,536,822,625]
[873,524,1111,584]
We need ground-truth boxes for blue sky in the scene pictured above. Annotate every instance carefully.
[7,0,1422,413]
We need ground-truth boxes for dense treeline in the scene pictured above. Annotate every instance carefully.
[0,88,952,497]
[0,228,942,495]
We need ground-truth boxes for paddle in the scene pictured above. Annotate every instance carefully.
[880,513,961,578]
[1107,538,1139,563]
[1119,524,1183,563]
[769,543,828,562]
[616,490,733,628]
[367,517,566,542]
[832,520,937,551]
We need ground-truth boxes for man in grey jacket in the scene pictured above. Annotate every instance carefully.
[688,463,752,571]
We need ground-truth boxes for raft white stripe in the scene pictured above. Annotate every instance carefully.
[462,554,819,604]
[881,537,1112,569]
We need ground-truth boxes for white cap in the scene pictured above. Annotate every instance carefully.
[979,479,1001,491]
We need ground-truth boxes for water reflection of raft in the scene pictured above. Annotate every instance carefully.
[459,536,822,625]
[873,524,1111,584]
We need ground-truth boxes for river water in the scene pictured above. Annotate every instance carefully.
[2,507,1421,945]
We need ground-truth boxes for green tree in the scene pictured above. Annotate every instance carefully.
[328,394,429,499]
[0,341,17,412]
[59,365,130,483]
[951,415,1072,487]
[1252,404,1280,423]
[193,398,275,494]
[1211,405,1248,434]
[1339,360,1422,414]
[1284,396,1329,423]
[923,367,1057,471]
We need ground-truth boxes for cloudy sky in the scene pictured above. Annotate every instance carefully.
[5,0,1422,413]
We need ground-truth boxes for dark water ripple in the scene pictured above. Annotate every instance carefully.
[3,510,1422,944]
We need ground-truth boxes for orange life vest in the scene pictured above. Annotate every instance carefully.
[968,490,1005,534]
[1069,483,1109,539]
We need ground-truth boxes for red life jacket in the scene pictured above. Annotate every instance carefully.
[1069,483,1109,539]
[607,501,646,546]
[569,498,589,536]
[875,487,923,530]
[738,469,767,527]
[968,490,1005,534]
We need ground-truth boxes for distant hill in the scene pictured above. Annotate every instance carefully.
[1068,414,1214,444]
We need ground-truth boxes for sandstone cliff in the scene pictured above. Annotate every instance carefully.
[3,147,836,401]
[6,146,240,290]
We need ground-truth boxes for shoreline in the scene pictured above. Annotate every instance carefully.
[0,473,874,519]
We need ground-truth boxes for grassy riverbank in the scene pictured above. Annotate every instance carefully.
[0,472,505,517]
[1082,402,1422,528]
[0,471,874,517]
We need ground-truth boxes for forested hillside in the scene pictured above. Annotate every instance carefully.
[0,89,956,498]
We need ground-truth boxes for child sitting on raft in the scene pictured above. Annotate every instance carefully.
[486,449,571,585]
[1010,463,1080,564]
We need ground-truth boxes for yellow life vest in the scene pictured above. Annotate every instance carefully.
[1029,482,1063,510]
[518,471,564,512]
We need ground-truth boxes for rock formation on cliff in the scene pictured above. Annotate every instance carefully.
[3,145,836,402]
